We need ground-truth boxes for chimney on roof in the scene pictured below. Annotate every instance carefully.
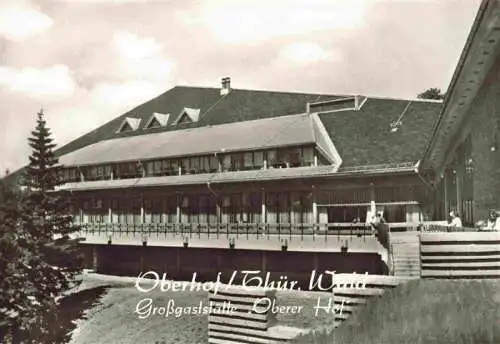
[354,95,362,110]
[220,77,231,96]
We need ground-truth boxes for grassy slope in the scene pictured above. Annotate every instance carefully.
[68,274,336,344]
[331,279,500,344]
[69,276,500,344]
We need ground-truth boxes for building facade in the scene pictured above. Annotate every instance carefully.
[55,82,442,231]
[423,0,500,226]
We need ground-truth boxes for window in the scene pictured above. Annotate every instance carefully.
[145,160,176,177]
[290,192,313,223]
[277,149,289,168]
[144,113,170,130]
[173,108,200,126]
[254,151,264,169]
[243,152,253,170]
[232,153,243,171]
[198,196,208,223]
[155,161,163,174]
[84,165,109,181]
[209,156,219,172]
[62,168,80,183]
[289,148,302,167]
[383,205,406,223]
[181,158,190,174]
[148,117,161,128]
[230,194,242,223]
[84,198,107,223]
[278,192,290,223]
[222,155,231,172]
[190,157,200,173]
[302,147,314,166]
[327,206,367,224]
[114,162,139,179]
[118,121,133,133]
[241,192,261,223]
[178,113,191,124]
[267,150,277,168]
[145,162,153,176]
[116,117,142,133]
[200,156,210,173]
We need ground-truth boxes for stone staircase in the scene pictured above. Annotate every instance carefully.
[389,232,421,278]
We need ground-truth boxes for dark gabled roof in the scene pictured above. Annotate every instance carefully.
[54,87,342,157]
[321,99,443,168]
[55,86,442,171]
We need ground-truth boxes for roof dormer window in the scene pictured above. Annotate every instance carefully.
[144,112,170,129]
[116,117,141,133]
[172,107,200,125]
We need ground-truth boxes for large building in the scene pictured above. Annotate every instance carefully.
[423,0,500,226]
[54,81,442,231]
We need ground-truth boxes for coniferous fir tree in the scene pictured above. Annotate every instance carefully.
[0,179,25,343]
[12,110,83,343]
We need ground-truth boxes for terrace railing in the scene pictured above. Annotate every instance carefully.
[75,222,377,238]
[74,220,477,239]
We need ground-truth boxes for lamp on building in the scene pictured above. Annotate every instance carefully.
[141,232,148,247]
[491,133,497,152]
[183,236,189,248]
[390,120,402,133]
[281,238,288,251]
[229,237,235,249]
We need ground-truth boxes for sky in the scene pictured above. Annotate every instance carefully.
[0,0,482,174]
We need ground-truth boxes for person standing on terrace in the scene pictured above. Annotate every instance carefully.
[448,210,463,228]
[478,210,500,231]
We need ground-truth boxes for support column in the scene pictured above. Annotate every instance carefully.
[216,203,221,226]
[443,172,448,215]
[456,168,462,216]
[261,189,266,224]
[176,193,181,224]
[313,154,318,167]
[312,187,318,227]
[369,183,376,224]
[140,194,145,224]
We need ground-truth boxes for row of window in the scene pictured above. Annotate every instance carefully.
[315,186,424,205]
[60,146,317,183]
[325,204,407,223]
[75,191,315,224]
[76,195,413,226]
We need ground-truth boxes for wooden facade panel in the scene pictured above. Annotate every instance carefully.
[70,176,426,228]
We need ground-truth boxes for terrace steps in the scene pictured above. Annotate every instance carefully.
[389,232,421,278]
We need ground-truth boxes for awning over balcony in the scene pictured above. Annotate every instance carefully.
[58,113,341,168]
